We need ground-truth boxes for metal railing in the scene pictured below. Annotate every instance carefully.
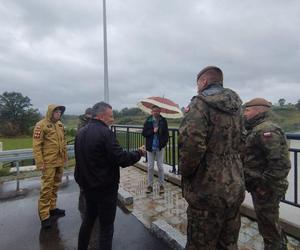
[111,125,179,174]
[0,145,74,191]
[1,128,299,207]
[112,125,300,208]
[285,133,300,208]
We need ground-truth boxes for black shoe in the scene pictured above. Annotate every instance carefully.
[146,186,153,194]
[41,218,51,229]
[50,208,65,217]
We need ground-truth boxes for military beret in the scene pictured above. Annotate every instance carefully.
[196,66,223,81]
[245,98,272,108]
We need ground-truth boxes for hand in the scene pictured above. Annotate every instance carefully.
[153,127,158,133]
[138,145,146,156]
[40,164,46,174]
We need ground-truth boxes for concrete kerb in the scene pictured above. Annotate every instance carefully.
[241,201,300,239]
[134,161,300,241]
[118,187,133,205]
[150,220,186,250]
[0,188,29,200]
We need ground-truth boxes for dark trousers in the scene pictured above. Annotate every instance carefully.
[251,191,287,250]
[186,204,241,250]
[78,185,118,250]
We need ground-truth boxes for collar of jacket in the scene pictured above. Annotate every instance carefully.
[91,118,109,127]
[199,83,223,97]
[245,111,269,130]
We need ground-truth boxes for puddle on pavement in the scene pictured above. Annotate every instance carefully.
[120,167,188,235]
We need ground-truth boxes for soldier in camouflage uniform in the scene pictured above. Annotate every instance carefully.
[243,98,291,250]
[77,107,93,131]
[179,66,245,250]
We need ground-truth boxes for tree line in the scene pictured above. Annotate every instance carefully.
[1,91,300,137]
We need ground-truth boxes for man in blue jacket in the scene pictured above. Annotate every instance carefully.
[74,101,145,250]
[142,105,169,194]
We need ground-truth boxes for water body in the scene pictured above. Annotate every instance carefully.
[286,139,300,203]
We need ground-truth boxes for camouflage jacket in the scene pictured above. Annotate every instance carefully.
[244,112,291,195]
[178,84,245,209]
[77,115,91,131]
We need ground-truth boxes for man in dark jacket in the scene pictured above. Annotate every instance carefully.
[77,107,93,218]
[179,66,245,249]
[74,102,145,250]
[244,98,291,250]
[142,105,169,194]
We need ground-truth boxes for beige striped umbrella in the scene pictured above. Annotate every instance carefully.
[137,96,183,119]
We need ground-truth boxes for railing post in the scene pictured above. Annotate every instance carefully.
[294,151,298,205]
[126,127,130,151]
[177,130,181,175]
[15,161,20,192]
[0,142,2,169]
[171,130,176,174]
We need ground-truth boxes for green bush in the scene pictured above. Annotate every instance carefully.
[0,166,11,177]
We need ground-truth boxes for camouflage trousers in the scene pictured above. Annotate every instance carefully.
[251,191,287,250]
[185,204,241,250]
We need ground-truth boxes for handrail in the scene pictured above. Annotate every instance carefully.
[112,124,300,208]
[0,145,74,163]
[286,133,300,140]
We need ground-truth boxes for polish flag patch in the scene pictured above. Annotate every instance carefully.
[34,127,42,139]
[263,132,272,138]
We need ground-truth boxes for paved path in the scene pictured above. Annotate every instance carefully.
[1,166,300,249]
[0,176,171,250]
[119,165,300,250]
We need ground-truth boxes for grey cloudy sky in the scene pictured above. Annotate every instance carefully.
[1,0,300,114]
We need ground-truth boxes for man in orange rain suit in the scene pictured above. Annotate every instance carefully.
[33,104,67,229]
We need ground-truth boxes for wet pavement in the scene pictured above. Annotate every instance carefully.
[119,166,300,250]
[0,176,171,250]
[1,166,300,250]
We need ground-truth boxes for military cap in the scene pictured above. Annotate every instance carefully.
[245,98,272,108]
[85,107,93,115]
[196,66,223,81]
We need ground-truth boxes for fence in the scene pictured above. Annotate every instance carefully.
[0,145,74,192]
[111,125,179,174]
[112,125,300,208]
[0,128,299,208]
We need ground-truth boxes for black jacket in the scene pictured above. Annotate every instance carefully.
[74,119,142,190]
[142,115,169,152]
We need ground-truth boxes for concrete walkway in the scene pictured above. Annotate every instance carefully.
[0,176,171,250]
[121,159,300,250]
[1,162,300,249]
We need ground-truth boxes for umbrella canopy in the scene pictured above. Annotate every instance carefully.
[137,96,183,119]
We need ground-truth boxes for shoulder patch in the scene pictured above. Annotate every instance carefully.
[34,129,42,139]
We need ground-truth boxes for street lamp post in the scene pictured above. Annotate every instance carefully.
[103,0,109,103]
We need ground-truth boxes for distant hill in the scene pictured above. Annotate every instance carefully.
[271,106,300,132]
[62,106,300,133]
